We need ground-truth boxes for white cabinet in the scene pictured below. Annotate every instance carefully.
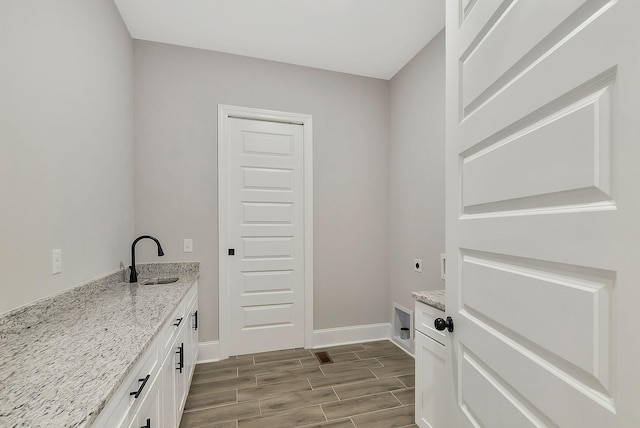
[160,349,177,427]
[163,285,199,428]
[131,374,161,428]
[93,282,199,428]
[415,301,452,428]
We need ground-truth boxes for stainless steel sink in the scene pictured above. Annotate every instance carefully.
[143,277,179,285]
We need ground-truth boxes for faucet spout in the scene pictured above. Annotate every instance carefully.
[130,235,165,283]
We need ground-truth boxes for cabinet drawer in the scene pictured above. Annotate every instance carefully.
[97,342,160,427]
[415,301,447,343]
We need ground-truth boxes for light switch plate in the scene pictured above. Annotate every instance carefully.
[414,258,422,273]
[184,239,193,253]
[52,249,62,275]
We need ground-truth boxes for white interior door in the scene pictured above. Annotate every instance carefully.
[224,116,306,356]
[446,1,640,427]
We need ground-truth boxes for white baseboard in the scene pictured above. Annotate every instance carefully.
[312,323,391,348]
[197,340,220,363]
[198,323,396,362]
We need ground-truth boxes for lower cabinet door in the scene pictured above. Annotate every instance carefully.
[161,350,177,428]
[174,338,188,420]
[415,330,449,428]
[186,300,199,381]
[131,374,162,428]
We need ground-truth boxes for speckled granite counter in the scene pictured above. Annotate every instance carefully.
[0,262,199,427]
[412,289,445,311]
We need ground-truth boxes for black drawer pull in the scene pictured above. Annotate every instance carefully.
[176,342,184,373]
[130,374,150,398]
[193,310,198,330]
[173,317,183,327]
[141,418,151,428]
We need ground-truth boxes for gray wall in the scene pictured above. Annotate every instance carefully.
[0,0,134,314]
[133,41,391,342]
[389,31,446,312]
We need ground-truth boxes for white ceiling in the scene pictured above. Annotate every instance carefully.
[113,0,445,80]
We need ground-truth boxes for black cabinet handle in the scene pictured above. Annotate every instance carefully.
[176,342,184,373]
[141,418,151,428]
[173,317,183,327]
[130,374,150,398]
[193,310,198,330]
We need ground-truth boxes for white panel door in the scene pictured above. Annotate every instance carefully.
[446,1,640,427]
[226,118,305,355]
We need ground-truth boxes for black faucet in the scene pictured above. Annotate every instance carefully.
[130,235,164,283]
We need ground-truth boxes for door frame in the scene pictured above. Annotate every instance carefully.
[217,104,314,359]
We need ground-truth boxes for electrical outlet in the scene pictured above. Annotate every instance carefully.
[414,258,422,273]
[183,239,193,253]
[52,249,62,275]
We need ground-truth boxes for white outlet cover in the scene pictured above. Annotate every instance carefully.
[52,249,62,275]
[414,258,422,273]
[184,239,193,253]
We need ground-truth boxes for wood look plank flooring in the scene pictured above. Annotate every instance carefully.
[180,340,416,428]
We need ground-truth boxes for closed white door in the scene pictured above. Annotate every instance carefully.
[225,117,305,356]
[446,0,640,427]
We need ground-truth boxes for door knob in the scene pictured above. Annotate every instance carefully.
[434,316,454,332]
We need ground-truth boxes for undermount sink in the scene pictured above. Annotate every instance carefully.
[143,277,179,285]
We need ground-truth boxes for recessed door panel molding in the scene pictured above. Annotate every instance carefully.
[460,349,551,428]
[219,105,313,357]
[458,0,479,26]
[242,131,294,156]
[457,0,510,49]
[458,320,616,427]
[242,237,294,259]
[242,167,294,190]
[242,202,293,224]
[461,86,612,216]
[242,304,294,329]
[461,250,614,391]
[242,270,294,294]
[460,0,616,119]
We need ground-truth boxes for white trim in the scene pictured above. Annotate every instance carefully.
[312,323,392,348]
[197,340,221,363]
[217,104,314,360]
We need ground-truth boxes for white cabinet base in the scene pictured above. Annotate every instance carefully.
[93,282,199,428]
[415,301,452,428]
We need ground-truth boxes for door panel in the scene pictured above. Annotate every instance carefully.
[461,250,613,387]
[227,118,305,355]
[243,167,294,190]
[446,0,640,426]
[462,88,611,214]
[460,351,545,428]
[460,0,589,112]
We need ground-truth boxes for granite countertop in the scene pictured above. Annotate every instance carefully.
[0,262,199,427]
[412,289,445,311]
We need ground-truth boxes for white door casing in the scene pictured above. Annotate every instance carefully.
[218,105,313,358]
[446,1,640,427]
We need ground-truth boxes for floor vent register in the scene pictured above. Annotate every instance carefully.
[314,351,333,365]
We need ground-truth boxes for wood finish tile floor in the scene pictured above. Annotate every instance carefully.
[180,340,417,428]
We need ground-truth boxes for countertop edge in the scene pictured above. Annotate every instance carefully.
[412,289,446,312]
